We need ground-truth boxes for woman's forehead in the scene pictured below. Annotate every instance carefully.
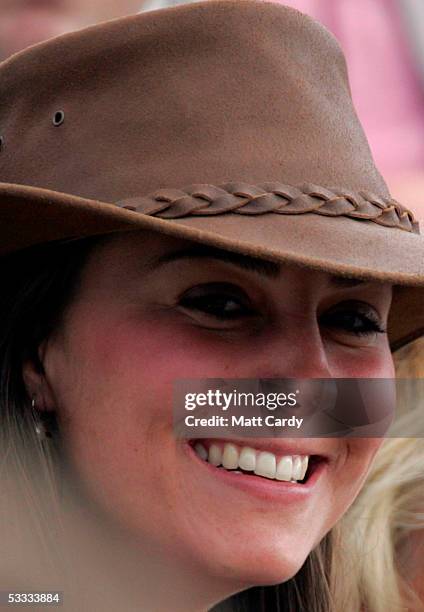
[81,230,392,294]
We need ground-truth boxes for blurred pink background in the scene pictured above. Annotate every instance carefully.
[280,0,424,221]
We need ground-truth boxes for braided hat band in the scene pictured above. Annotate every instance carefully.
[118,183,419,234]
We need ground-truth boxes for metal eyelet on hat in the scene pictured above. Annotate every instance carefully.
[52,110,65,126]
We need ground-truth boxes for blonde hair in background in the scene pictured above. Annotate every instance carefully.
[331,337,424,612]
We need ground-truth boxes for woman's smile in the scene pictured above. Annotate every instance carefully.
[21,229,392,589]
[183,438,331,504]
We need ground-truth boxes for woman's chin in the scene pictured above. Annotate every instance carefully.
[197,542,309,589]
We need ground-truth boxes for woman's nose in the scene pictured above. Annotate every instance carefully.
[250,318,332,379]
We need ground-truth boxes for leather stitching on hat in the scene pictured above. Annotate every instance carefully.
[117,182,419,234]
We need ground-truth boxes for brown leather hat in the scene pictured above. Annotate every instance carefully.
[0,0,422,350]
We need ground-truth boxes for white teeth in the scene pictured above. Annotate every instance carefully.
[300,456,309,480]
[194,442,207,461]
[238,447,256,471]
[292,456,303,481]
[202,442,310,483]
[254,452,276,479]
[275,455,293,481]
[208,444,222,466]
[222,443,239,469]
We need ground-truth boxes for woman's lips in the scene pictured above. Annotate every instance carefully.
[183,438,328,503]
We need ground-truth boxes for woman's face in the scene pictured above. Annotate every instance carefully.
[33,231,394,589]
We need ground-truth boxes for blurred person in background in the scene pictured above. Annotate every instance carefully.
[332,337,424,611]
[0,0,144,60]
[280,0,424,220]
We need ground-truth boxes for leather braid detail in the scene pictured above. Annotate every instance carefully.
[117,182,419,233]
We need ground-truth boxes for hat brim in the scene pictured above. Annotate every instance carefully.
[1,182,423,351]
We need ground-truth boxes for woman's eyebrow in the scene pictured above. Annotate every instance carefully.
[329,275,368,288]
[148,245,369,287]
[149,245,280,277]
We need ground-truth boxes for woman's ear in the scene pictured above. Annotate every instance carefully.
[22,339,56,412]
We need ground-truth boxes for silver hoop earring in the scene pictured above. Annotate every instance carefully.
[31,397,51,440]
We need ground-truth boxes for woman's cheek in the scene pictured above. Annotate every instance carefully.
[338,438,384,506]
[58,313,235,436]
[325,337,395,379]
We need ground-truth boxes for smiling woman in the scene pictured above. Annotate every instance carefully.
[0,1,423,611]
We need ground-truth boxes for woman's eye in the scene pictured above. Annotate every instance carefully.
[320,302,386,339]
[178,283,255,322]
